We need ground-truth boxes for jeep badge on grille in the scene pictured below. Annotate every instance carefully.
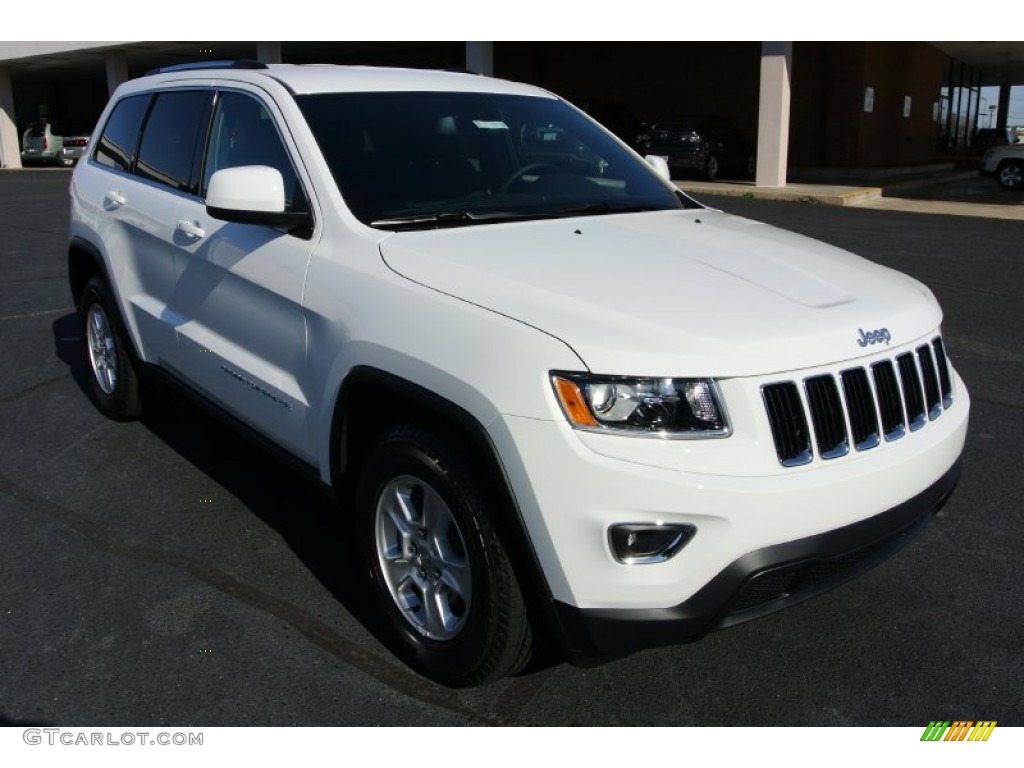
[857,327,892,347]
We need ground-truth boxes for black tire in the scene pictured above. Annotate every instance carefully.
[703,154,720,181]
[996,160,1023,191]
[356,424,533,687]
[79,276,143,421]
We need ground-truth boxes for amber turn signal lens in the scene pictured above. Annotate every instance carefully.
[552,376,598,427]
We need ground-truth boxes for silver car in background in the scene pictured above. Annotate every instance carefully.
[20,120,90,167]
[58,134,91,166]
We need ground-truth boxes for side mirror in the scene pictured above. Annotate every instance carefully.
[644,154,672,182]
[206,165,308,231]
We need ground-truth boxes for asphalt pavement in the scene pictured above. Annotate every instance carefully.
[1,169,1021,726]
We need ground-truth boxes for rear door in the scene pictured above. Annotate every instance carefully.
[75,90,211,361]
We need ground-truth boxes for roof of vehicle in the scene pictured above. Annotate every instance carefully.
[651,114,732,126]
[134,63,555,99]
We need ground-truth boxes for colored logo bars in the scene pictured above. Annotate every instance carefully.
[920,721,997,742]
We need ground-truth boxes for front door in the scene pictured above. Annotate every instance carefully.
[163,89,318,460]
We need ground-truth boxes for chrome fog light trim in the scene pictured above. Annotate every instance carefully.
[609,523,696,565]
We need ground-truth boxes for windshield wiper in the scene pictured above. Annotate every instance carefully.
[371,202,676,231]
[372,210,578,230]
[555,201,670,216]
[371,211,481,230]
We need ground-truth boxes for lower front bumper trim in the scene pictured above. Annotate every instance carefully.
[551,459,961,659]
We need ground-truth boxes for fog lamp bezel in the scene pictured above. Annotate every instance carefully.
[609,522,696,565]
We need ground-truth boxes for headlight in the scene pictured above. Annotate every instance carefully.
[551,373,729,438]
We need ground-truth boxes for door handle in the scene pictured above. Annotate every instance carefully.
[103,191,126,210]
[176,219,206,239]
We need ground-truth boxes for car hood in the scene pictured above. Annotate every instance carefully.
[378,209,942,377]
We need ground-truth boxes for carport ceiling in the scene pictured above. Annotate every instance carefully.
[0,41,455,81]
[7,41,1024,87]
[930,42,1024,85]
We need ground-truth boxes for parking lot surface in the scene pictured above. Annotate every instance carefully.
[1,170,1021,726]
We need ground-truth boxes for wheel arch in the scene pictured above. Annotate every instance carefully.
[327,366,562,638]
[68,236,109,309]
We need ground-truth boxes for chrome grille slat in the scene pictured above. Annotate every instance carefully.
[897,352,927,431]
[804,375,849,459]
[917,344,943,420]
[840,368,880,451]
[763,337,954,467]
[932,337,954,408]
[762,382,812,467]
[872,360,906,442]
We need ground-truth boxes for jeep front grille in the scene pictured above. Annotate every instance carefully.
[762,336,954,467]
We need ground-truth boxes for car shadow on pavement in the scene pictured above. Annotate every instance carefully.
[50,312,387,659]
[52,313,560,692]
[0,707,52,726]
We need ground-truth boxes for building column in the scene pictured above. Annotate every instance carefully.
[755,41,792,187]
[996,83,1011,132]
[465,42,494,76]
[257,42,282,65]
[105,52,129,96]
[0,68,20,169]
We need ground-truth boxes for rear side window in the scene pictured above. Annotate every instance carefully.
[135,90,212,192]
[94,94,151,172]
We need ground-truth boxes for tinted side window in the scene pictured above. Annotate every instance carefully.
[94,94,151,172]
[135,90,212,192]
[202,92,307,213]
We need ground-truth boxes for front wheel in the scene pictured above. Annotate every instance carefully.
[996,160,1023,190]
[357,425,533,687]
[703,154,720,181]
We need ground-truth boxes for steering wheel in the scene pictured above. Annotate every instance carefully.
[498,162,559,193]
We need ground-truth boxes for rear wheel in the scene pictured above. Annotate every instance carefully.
[357,424,533,687]
[79,277,143,421]
[996,160,1023,190]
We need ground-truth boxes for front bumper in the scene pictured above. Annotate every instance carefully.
[552,459,959,657]
[60,147,87,163]
[21,148,59,164]
[492,350,968,659]
[642,145,704,172]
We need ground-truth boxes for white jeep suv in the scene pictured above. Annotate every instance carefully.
[69,61,969,687]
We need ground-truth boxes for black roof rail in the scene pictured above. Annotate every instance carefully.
[145,59,268,76]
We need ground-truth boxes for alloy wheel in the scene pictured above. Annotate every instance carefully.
[86,304,118,395]
[374,474,472,640]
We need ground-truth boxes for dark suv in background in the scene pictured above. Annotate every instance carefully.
[638,114,754,181]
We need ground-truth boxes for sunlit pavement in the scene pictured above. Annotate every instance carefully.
[678,170,1024,220]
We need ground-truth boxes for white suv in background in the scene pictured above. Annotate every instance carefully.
[69,61,969,687]
[980,142,1024,190]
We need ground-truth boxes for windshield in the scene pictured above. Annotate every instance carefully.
[297,91,694,230]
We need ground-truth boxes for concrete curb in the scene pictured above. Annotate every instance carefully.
[675,181,882,206]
